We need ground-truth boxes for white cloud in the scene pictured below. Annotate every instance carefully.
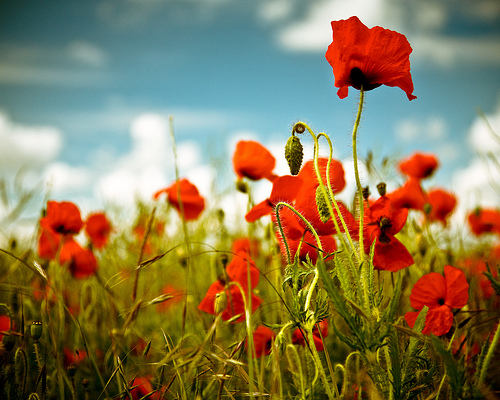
[0,112,63,171]
[67,41,108,67]
[275,0,401,52]
[394,116,448,142]
[410,35,500,67]
[257,0,294,22]
[272,0,500,68]
[452,99,500,217]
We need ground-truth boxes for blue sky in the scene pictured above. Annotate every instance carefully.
[1,0,500,229]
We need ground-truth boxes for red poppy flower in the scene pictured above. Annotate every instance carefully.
[0,315,11,341]
[85,212,112,249]
[41,201,84,235]
[364,196,414,271]
[154,178,205,221]
[426,188,457,225]
[38,219,62,260]
[405,265,469,336]
[467,208,500,236]
[198,280,262,323]
[298,158,346,195]
[245,175,302,222]
[59,237,98,279]
[293,159,351,237]
[63,347,87,368]
[325,16,416,101]
[251,325,275,357]
[231,237,260,257]
[232,140,277,181]
[225,251,260,291]
[387,178,427,211]
[292,320,328,351]
[398,152,439,180]
[129,376,159,400]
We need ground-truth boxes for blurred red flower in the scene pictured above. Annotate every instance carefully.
[154,178,205,221]
[0,315,11,341]
[251,325,275,357]
[387,178,427,211]
[467,208,500,236]
[129,376,159,400]
[364,196,414,271]
[156,284,184,312]
[426,188,457,225]
[325,16,416,101]
[38,219,62,260]
[198,279,262,323]
[292,320,328,351]
[225,251,260,291]
[85,212,112,249]
[398,152,439,180]
[405,265,469,336]
[41,200,84,235]
[231,237,260,257]
[63,347,87,368]
[232,140,277,181]
[199,252,262,323]
[59,237,98,279]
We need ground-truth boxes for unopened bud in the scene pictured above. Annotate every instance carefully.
[285,135,304,176]
[362,186,370,201]
[236,179,249,193]
[423,203,432,215]
[376,182,387,197]
[316,186,331,223]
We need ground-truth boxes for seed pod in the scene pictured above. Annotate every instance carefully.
[376,182,386,197]
[285,135,304,176]
[30,321,43,342]
[67,364,77,378]
[315,186,331,223]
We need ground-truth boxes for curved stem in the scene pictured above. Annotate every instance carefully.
[352,88,365,262]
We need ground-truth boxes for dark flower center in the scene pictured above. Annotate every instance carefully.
[437,298,445,306]
[350,67,382,91]
[378,216,392,244]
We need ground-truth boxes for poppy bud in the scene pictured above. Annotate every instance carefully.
[82,378,90,389]
[285,135,304,176]
[315,186,331,223]
[236,179,249,193]
[423,202,432,215]
[362,186,370,201]
[376,182,387,197]
[31,321,43,342]
[214,291,227,315]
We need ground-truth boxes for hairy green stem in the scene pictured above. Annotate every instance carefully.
[478,317,500,387]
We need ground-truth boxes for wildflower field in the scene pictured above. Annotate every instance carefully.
[1,16,500,400]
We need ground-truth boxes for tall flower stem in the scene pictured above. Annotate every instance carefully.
[351,88,372,312]
[352,87,365,262]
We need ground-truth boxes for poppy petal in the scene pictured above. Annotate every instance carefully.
[444,265,469,309]
[409,272,446,310]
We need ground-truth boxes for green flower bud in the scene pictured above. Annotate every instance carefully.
[30,321,43,342]
[315,186,331,223]
[285,135,304,176]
